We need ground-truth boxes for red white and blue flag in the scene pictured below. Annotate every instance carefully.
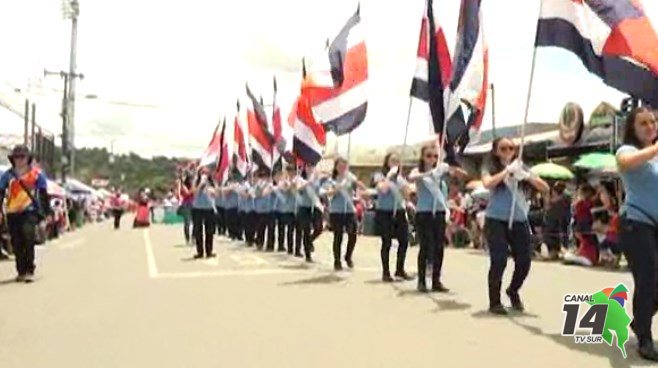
[246,84,275,171]
[214,117,230,185]
[292,60,327,165]
[199,122,222,167]
[446,0,488,152]
[536,0,658,106]
[233,100,250,178]
[304,6,368,136]
[410,0,453,137]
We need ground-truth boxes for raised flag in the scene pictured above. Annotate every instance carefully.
[536,0,658,106]
[446,0,488,152]
[233,100,250,178]
[410,0,453,135]
[246,84,275,171]
[215,117,230,184]
[304,6,368,136]
[199,122,222,167]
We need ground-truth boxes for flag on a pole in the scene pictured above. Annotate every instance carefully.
[536,0,658,106]
[445,0,488,152]
[233,100,250,179]
[215,117,230,184]
[410,0,453,135]
[199,122,222,167]
[304,6,368,136]
[246,84,275,171]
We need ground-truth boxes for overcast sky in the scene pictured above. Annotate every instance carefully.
[1,0,658,158]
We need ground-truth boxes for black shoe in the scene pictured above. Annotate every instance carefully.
[277,247,286,252]
[395,271,413,281]
[345,259,354,269]
[639,341,658,362]
[305,256,314,263]
[417,283,428,293]
[506,289,525,312]
[431,283,450,293]
[489,304,508,315]
[287,249,294,255]
[382,274,394,283]
[206,253,217,259]
[294,252,303,258]
[15,274,25,282]
[23,273,35,283]
[265,248,275,252]
[193,254,204,259]
[334,262,343,271]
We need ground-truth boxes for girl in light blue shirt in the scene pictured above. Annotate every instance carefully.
[408,144,467,293]
[324,157,366,270]
[481,137,548,315]
[616,107,658,362]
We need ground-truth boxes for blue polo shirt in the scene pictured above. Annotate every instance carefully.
[618,145,658,225]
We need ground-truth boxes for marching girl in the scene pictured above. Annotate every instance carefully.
[190,167,218,259]
[214,182,226,238]
[273,167,297,253]
[373,153,412,282]
[481,137,549,314]
[294,164,322,262]
[254,169,275,251]
[224,176,241,241]
[408,144,467,292]
[323,157,367,271]
[616,107,658,361]
[239,175,257,247]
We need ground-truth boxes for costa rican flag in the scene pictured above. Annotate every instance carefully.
[214,117,231,185]
[199,121,222,167]
[410,0,452,135]
[304,6,368,136]
[233,100,250,179]
[246,84,275,171]
[291,67,327,165]
[446,0,488,153]
[537,0,658,106]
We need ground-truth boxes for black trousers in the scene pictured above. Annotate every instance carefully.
[179,206,192,243]
[7,212,39,276]
[243,211,257,246]
[295,207,314,257]
[192,208,215,257]
[215,208,226,236]
[376,210,409,276]
[619,218,658,342]
[416,212,446,287]
[112,209,123,230]
[226,208,241,240]
[329,213,357,265]
[312,209,324,242]
[256,212,275,250]
[485,218,532,307]
[277,212,295,252]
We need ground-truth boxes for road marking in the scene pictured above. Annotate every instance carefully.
[157,268,310,279]
[230,254,269,266]
[143,229,159,278]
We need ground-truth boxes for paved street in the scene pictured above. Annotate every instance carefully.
[0,218,652,368]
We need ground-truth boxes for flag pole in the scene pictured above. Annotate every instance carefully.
[490,83,497,138]
[400,96,413,171]
[508,2,542,230]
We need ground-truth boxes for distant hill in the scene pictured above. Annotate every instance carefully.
[60,147,185,196]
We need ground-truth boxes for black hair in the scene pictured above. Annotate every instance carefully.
[578,183,596,199]
[417,144,437,173]
[332,157,348,180]
[381,153,395,176]
[622,107,655,148]
[484,137,517,175]
[552,181,566,195]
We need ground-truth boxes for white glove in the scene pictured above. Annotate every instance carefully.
[431,163,450,178]
[386,166,399,180]
[513,169,532,181]
[506,160,523,175]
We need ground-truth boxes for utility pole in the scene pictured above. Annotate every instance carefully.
[64,0,81,175]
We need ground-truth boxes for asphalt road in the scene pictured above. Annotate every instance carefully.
[0,217,653,368]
